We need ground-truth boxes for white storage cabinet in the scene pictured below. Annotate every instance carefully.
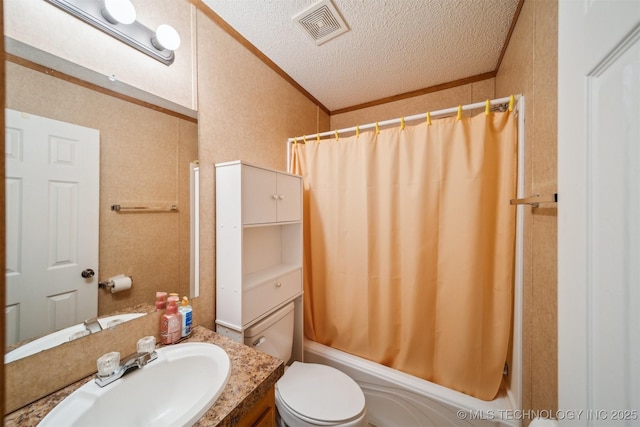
[215,161,304,363]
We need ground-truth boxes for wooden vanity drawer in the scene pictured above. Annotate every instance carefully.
[243,268,301,324]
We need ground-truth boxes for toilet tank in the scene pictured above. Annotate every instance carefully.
[244,302,295,364]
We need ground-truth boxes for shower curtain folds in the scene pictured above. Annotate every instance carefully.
[290,108,518,401]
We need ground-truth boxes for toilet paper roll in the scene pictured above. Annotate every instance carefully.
[109,274,132,293]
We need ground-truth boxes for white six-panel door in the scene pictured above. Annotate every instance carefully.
[558,1,640,425]
[5,109,99,346]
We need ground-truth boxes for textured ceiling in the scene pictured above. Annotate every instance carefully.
[201,0,520,112]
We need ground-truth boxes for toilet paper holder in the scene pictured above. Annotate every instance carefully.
[99,275,133,292]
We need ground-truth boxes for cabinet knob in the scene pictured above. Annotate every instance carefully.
[276,282,282,288]
[272,194,279,200]
[277,195,284,200]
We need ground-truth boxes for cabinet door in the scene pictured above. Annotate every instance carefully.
[236,385,276,427]
[242,166,277,225]
[276,173,301,222]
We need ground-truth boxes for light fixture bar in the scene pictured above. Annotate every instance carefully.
[45,0,175,65]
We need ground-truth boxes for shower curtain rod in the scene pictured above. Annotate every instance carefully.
[287,95,517,144]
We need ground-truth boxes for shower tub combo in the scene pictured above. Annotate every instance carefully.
[305,339,519,427]
[294,96,526,427]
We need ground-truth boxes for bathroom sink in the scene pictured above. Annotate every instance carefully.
[5,313,146,363]
[39,342,231,427]
[4,313,146,363]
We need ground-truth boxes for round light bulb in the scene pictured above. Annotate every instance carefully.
[102,0,136,25]
[152,24,181,51]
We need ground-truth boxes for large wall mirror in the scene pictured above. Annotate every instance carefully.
[4,56,199,362]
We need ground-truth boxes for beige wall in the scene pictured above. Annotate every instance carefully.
[4,0,557,416]
[495,0,558,419]
[4,61,198,412]
[330,79,495,129]
[4,3,327,413]
[4,0,197,111]
[193,8,329,331]
[5,61,197,317]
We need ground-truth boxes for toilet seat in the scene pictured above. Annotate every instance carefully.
[276,362,366,425]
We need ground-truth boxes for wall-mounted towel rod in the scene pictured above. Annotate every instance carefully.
[111,204,178,212]
[510,193,557,208]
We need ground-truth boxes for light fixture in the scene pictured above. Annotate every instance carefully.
[152,24,181,51]
[101,0,136,25]
[45,0,180,66]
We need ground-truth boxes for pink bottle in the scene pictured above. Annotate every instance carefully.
[160,296,182,344]
[155,291,167,310]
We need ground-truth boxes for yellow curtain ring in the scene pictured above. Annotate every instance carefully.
[317,133,320,143]
[509,94,515,112]
[426,112,432,126]
[293,137,298,147]
[356,125,360,138]
[457,105,462,121]
[303,135,307,144]
[485,99,491,116]
[375,122,380,135]
[335,129,339,141]
[400,117,405,130]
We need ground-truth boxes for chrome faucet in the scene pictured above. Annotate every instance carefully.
[95,350,157,387]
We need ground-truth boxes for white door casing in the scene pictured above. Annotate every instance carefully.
[558,1,640,426]
[5,109,99,345]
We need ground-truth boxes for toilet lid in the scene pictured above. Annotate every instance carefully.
[276,362,365,423]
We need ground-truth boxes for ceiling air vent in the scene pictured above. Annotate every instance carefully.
[293,0,349,46]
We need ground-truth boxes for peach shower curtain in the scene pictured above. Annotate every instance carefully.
[291,110,517,400]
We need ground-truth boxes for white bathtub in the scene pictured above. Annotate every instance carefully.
[304,339,519,427]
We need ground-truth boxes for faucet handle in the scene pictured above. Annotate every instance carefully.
[136,336,156,353]
[97,351,121,377]
[94,345,158,388]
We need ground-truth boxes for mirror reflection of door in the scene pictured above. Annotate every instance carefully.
[5,108,99,346]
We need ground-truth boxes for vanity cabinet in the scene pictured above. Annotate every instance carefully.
[236,385,276,427]
[215,161,304,363]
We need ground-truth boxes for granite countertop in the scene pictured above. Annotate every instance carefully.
[4,326,284,426]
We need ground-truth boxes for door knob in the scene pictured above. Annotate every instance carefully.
[81,269,95,278]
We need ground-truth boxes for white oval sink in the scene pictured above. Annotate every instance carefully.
[38,342,231,427]
[5,313,146,363]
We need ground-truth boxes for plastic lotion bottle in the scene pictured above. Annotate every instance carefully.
[179,296,193,338]
[155,291,167,310]
[160,296,182,344]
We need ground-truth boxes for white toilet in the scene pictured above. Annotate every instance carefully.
[244,302,368,427]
